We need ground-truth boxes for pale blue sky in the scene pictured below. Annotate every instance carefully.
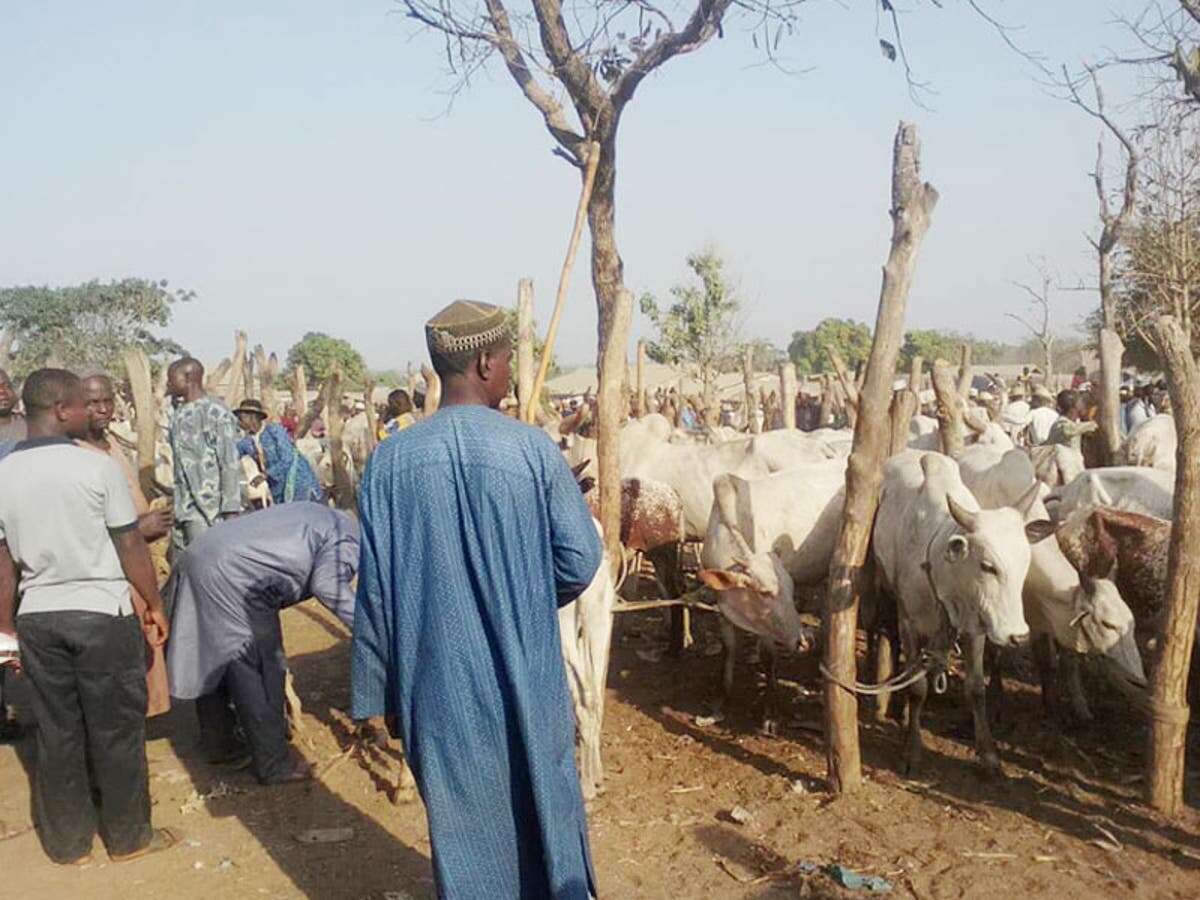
[0,2,1149,370]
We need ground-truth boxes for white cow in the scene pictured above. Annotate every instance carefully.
[697,458,846,728]
[1120,414,1176,473]
[1046,466,1175,522]
[1026,443,1086,489]
[873,451,1044,774]
[957,446,1145,720]
[558,520,617,800]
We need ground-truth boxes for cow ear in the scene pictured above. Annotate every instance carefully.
[1025,519,1057,544]
[698,569,748,592]
[944,534,969,563]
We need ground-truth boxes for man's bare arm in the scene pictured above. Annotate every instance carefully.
[111,529,169,646]
[0,541,17,636]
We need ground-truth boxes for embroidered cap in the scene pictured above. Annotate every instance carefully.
[425,300,509,356]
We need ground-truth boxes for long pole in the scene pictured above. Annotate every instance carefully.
[525,143,602,422]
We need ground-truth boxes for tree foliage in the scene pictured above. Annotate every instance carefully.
[285,332,367,388]
[640,248,742,391]
[718,338,787,373]
[788,318,873,376]
[0,278,190,377]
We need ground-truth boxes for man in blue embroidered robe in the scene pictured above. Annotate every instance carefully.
[351,300,603,899]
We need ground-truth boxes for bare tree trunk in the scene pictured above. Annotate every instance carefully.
[298,378,331,441]
[1098,326,1125,461]
[421,364,442,415]
[254,346,279,418]
[635,340,646,419]
[743,345,759,433]
[955,343,972,399]
[517,278,535,422]
[206,359,232,396]
[123,348,159,499]
[363,378,379,455]
[291,366,308,421]
[826,346,859,428]
[931,359,966,458]
[889,358,922,456]
[825,123,938,794]
[819,375,834,428]
[223,331,248,407]
[1145,315,1200,815]
[781,363,797,430]
[324,369,355,510]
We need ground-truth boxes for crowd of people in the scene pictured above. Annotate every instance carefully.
[0,299,605,897]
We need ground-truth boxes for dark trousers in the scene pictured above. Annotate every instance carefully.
[16,611,152,862]
[195,611,290,783]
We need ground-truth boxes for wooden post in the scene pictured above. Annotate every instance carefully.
[1145,315,1200,815]
[421,363,442,415]
[931,359,966,459]
[888,358,922,456]
[824,122,938,794]
[291,365,308,422]
[635,340,646,419]
[517,278,535,422]
[1098,328,1125,461]
[781,363,797,430]
[819,374,834,427]
[597,288,634,568]
[123,348,159,499]
[742,345,759,433]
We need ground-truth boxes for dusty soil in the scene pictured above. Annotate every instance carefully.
[2,598,1199,899]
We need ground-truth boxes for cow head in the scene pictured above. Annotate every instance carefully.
[1072,570,1146,687]
[698,553,812,653]
[936,486,1045,646]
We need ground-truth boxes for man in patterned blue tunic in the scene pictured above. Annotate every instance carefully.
[351,300,603,899]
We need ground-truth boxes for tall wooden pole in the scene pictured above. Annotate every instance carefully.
[224,331,248,406]
[824,122,938,794]
[1145,315,1200,815]
[781,363,797,430]
[123,348,158,499]
[955,343,973,400]
[931,359,966,459]
[635,340,646,419]
[743,346,760,433]
[517,278,535,422]
[527,143,601,423]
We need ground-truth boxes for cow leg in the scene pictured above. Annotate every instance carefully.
[985,644,1005,731]
[1062,652,1092,724]
[965,633,1002,775]
[714,617,736,718]
[647,543,688,657]
[903,672,928,777]
[1031,632,1062,720]
[760,640,779,737]
[871,630,897,724]
[901,628,927,776]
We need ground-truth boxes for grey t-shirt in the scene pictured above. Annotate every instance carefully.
[0,437,138,616]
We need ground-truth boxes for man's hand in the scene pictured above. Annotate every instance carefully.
[141,607,169,647]
[138,508,173,543]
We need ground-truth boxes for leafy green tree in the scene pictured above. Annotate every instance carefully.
[640,248,742,394]
[719,338,787,373]
[788,318,873,376]
[285,332,367,388]
[0,278,190,377]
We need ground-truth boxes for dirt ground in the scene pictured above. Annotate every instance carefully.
[2,598,1199,899]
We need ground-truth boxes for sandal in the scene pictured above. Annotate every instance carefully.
[56,852,94,866]
[110,827,181,863]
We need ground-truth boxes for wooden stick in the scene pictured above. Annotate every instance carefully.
[525,142,602,423]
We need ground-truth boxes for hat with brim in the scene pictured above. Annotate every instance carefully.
[233,398,268,418]
[425,300,509,356]
[1032,385,1055,402]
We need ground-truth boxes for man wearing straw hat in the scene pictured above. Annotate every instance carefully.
[352,300,603,899]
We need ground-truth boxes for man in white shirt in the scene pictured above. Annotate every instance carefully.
[1026,386,1060,446]
[0,369,177,865]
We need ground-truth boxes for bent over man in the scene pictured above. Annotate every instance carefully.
[0,369,175,865]
[352,300,603,899]
[166,502,359,784]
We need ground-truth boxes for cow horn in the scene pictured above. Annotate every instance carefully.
[1014,481,1041,516]
[946,494,980,532]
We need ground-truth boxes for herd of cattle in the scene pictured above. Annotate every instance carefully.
[114,390,1183,798]
[547,401,1181,790]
